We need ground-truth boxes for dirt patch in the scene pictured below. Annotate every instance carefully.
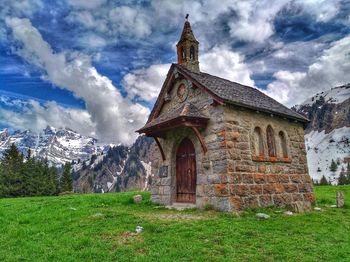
[141,212,210,221]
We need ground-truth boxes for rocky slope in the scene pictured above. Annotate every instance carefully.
[73,136,161,193]
[293,83,350,183]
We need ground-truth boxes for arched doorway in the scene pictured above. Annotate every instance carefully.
[176,138,197,203]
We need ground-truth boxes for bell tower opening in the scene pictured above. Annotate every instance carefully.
[176,14,200,73]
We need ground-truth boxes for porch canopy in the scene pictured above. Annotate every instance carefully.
[136,102,209,160]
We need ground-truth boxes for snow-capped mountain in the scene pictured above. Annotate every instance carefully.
[0,126,104,167]
[0,126,159,192]
[293,83,350,184]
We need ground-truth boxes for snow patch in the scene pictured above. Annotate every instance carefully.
[141,160,152,191]
[305,127,350,184]
[300,84,350,107]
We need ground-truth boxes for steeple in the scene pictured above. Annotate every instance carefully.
[176,15,200,73]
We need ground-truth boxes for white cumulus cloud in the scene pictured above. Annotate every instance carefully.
[5,17,150,145]
[200,46,255,87]
[123,64,171,102]
[0,99,95,137]
[265,35,350,106]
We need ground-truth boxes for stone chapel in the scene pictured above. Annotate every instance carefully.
[137,18,315,211]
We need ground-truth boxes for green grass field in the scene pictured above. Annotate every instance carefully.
[1,186,349,262]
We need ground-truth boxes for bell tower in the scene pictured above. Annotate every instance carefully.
[176,15,200,73]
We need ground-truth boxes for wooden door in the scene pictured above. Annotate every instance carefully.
[176,138,196,203]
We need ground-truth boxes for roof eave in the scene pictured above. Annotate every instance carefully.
[136,116,209,135]
[223,99,310,123]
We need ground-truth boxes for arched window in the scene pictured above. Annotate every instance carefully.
[253,127,264,156]
[266,125,276,157]
[190,46,195,60]
[181,47,185,60]
[279,131,288,158]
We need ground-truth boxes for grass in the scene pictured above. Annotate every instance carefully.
[0,186,349,261]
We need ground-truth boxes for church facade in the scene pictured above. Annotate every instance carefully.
[137,19,315,211]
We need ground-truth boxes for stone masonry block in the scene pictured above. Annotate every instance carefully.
[278,174,290,183]
[284,184,298,193]
[290,174,302,183]
[263,184,275,194]
[254,173,266,184]
[259,195,273,207]
[208,174,221,184]
[214,184,229,197]
[273,194,292,207]
[242,173,254,184]
[298,183,312,193]
[243,196,259,208]
[250,184,263,195]
[229,196,243,210]
[227,173,242,184]
[230,184,250,197]
[291,193,304,202]
[303,192,316,203]
[275,184,285,194]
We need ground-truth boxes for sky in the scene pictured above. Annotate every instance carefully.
[0,0,349,145]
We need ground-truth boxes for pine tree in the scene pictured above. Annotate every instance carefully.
[0,144,61,197]
[338,166,347,185]
[330,159,338,172]
[319,175,329,186]
[0,143,25,197]
[61,162,73,192]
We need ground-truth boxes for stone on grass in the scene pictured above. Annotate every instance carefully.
[133,194,143,204]
[90,213,105,218]
[283,211,293,216]
[136,226,144,234]
[336,191,344,208]
[313,207,322,211]
[288,201,312,213]
[256,213,270,219]
[330,205,337,208]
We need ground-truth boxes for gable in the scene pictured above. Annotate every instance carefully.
[146,64,220,124]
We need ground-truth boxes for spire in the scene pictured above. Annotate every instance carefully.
[176,15,200,73]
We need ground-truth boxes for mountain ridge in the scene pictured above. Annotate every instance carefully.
[293,83,350,183]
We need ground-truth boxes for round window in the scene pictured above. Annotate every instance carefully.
[176,83,188,102]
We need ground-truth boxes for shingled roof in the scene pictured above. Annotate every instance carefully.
[137,102,209,133]
[175,64,309,122]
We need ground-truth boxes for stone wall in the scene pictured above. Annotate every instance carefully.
[150,76,315,212]
[222,105,315,210]
[150,76,229,209]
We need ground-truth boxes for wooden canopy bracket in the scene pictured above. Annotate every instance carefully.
[153,137,166,161]
[190,126,207,154]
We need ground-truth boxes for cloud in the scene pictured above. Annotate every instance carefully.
[0,98,95,137]
[0,0,43,18]
[123,64,171,102]
[295,0,342,22]
[5,17,149,145]
[79,33,107,49]
[265,35,350,106]
[109,6,152,38]
[228,0,290,43]
[66,0,106,9]
[122,45,255,103]
[200,46,255,86]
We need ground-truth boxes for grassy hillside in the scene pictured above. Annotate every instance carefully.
[1,186,349,261]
